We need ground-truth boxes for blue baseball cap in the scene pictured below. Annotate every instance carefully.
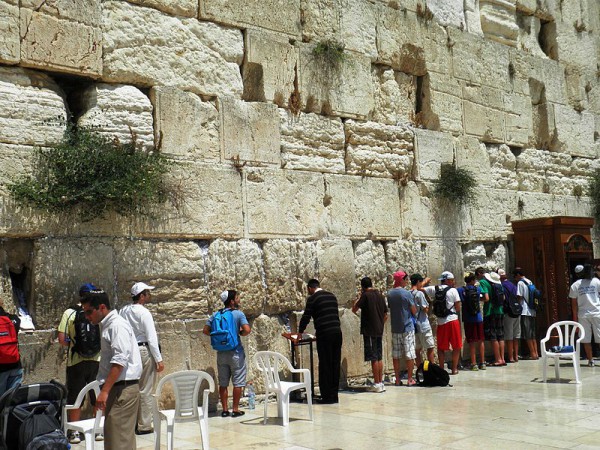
[79,283,98,296]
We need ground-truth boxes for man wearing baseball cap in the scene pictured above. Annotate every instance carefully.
[119,282,164,435]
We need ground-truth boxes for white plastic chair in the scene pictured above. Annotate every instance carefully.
[253,351,313,426]
[540,320,585,384]
[62,380,104,450]
[152,370,215,450]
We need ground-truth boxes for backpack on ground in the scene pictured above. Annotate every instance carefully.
[462,285,480,316]
[504,287,522,318]
[416,361,450,387]
[488,282,506,308]
[527,283,544,312]
[69,307,101,358]
[433,286,453,318]
[15,403,68,450]
[0,314,20,364]
[210,309,240,352]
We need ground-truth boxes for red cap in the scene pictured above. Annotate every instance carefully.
[393,271,408,283]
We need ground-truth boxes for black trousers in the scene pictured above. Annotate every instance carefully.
[316,331,342,401]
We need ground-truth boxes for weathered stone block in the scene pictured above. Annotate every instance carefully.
[463,100,505,143]
[424,238,465,282]
[243,30,298,106]
[325,174,401,239]
[423,73,464,134]
[245,168,325,238]
[340,0,377,59]
[462,242,507,272]
[0,67,67,147]
[469,188,517,239]
[344,120,414,179]
[78,84,154,150]
[504,91,532,147]
[102,1,243,97]
[263,240,318,314]
[199,0,301,37]
[219,97,281,165]
[413,129,454,181]
[20,6,102,76]
[427,0,467,29]
[299,45,374,119]
[0,144,34,197]
[126,0,197,17]
[280,110,345,173]
[150,87,220,161]
[0,0,19,64]
[465,0,484,35]
[354,240,388,292]
[316,239,356,306]
[479,0,519,47]
[455,136,493,188]
[300,0,341,43]
[20,331,66,385]
[384,239,427,278]
[371,68,416,126]
[113,239,207,317]
[552,105,596,157]
[131,163,244,239]
[485,143,517,190]
[31,238,115,329]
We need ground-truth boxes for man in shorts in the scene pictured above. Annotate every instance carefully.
[477,268,506,366]
[387,271,417,386]
[514,268,539,360]
[499,269,520,363]
[457,274,485,370]
[569,264,600,366]
[203,290,251,416]
[424,271,462,375]
[352,277,388,392]
[410,273,435,367]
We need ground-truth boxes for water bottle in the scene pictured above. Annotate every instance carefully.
[247,382,255,410]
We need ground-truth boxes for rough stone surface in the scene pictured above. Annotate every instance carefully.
[479,0,519,47]
[316,239,356,306]
[344,120,414,179]
[371,68,416,126]
[486,143,518,190]
[413,129,454,181]
[462,242,508,272]
[427,0,467,29]
[102,1,243,97]
[199,0,301,37]
[78,84,154,150]
[353,240,388,293]
[0,67,67,147]
[339,0,377,59]
[280,110,345,173]
[125,0,197,17]
[552,105,596,158]
[219,97,281,165]
[150,87,220,161]
[0,0,19,64]
[384,239,428,279]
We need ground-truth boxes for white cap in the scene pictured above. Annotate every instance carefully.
[575,265,584,273]
[131,282,155,297]
[220,290,229,303]
[438,271,455,281]
[497,269,506,277]
[485,272,502,285]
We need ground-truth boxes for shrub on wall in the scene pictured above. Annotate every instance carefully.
[9,126,174,220]
[589,169,600,220]
[433,163,476,206]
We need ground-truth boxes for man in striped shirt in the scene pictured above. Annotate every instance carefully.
[298,279,343,404]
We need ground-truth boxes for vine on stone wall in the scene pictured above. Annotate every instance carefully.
[8,125,176,221]
[588,169,600,220]
[433,164,476,206]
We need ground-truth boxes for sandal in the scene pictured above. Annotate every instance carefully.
[407,379,417,386]
[221,411,230,417]
[231,411,245,418]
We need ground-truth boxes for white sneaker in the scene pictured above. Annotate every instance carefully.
[69,431,81,445]
[95,433,104,441]
[378,382,386,392]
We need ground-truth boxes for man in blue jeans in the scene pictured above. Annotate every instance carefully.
[0,297,23,397]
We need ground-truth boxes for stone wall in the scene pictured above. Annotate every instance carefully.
[0,0,598,394]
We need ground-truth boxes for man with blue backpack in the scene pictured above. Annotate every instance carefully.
[203,290,251,417]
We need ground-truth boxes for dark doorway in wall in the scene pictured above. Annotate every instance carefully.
[538,20,558,60]
[0,239,34,318]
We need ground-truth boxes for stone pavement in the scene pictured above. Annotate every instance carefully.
[72,359,600,449]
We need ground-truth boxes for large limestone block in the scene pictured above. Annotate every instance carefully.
[20,2,102,76]
[463,101,505,143]
[78,84,154,150]
[243,30,298,106]
[20,331,65,384]
[510,52,566,103]
[199,0,301,37]
[485,143,518,190]
[384,239,427,278]
[113,239,207,317]
[552,105,596,157]
[463,242,507,272]
[413,129,454,181]
[132,163,244,239]
[263,240,318,314]
[219,97,281,165]
[245,168,325,238]
[205,239,266,317]
[325,174,402,239]
[31,238,115,329]
[479,0,519,47]
[125,0,197,17]
[0,0,19,64]
[0,67,67,146]
[455,136,493,188]
[299,45,374,119]
[554,1,598,70]
[465,0,484,35]
[0,144,34,197]
[280,110,345,173]
[424,239,464,282]
[300,0,341,43]
[150,87,220,161]
[339,308,369,377]
[427,0,467,29]
[371,68,416,126]
[340,0,377,59]
[423,73,464,134]
[102,2,243,97]
[344,120,414,179]
[516,14,546,58]
[354,241,387,292]
[504,91,533,147]
[468,188,516,239]
[316,239,356,305]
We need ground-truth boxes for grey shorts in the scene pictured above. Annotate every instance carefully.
[503,315,521,340]
[217,348,247,387]
[520,315,536,340]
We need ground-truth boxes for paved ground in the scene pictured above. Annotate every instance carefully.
[73,358,600,449]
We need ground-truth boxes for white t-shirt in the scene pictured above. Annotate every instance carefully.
[424,285,460,325]
[517,277,535,317]
[569,278,600,318]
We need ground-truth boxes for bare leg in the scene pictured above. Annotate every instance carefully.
[232,386,243,412]
[584,343,593,362]
[219,386,229,412]
[479,341,485,365]
[438,349,445,370]
[415,349,423,368]
[68,408,82,422]
[451,349,460,374]
[527,339,539,359]
[376,360,383,383]
[507,341,514,362]
[406,359,415,383]
[469,342,477,366]
[492,341,501,364]
[427,347,435,363]
[498,340,506,364]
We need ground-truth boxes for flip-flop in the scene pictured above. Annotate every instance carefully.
[231,411,245,418]
[221,411,230,417]
[407,379,417,386]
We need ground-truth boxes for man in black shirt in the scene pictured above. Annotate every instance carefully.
[298,279,342,404]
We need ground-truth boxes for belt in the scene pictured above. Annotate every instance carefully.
[138,342,149,346]
[113,379,139,387]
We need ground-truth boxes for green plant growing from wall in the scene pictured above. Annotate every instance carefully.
[312,40,346,70]
[433,163,476,206]
[588,169,600,220]
[9,125,175,220]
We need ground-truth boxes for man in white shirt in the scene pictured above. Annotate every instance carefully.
[514,268,539,360]
[81,290,142,450]
[120,282,165,434]
[424,271,462,375]
[569,264,600,366]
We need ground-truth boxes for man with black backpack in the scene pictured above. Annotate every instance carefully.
[477,268,506,366]
[514,268,539,360]
[499,269,521,363]
[0,295,23,397]
[457,274,485,371]
[58,283,101,444]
